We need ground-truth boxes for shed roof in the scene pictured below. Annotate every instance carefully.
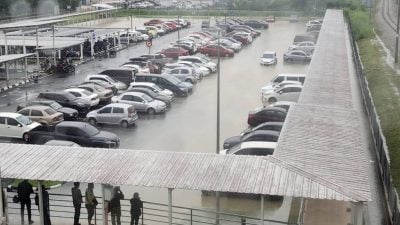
[0,35,85,49]
[0,54,35,64]
[0,143,365,201]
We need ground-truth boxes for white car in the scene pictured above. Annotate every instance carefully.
[175,61,210,76]
[65,88,100,107]
[260,51,277,65]
[128,82,174,98]
[306,19,322,28]
[0,112,41,142]
[211,39,242,52]
[262,84,302,105]
[261,80,303,96]
[112,92,167,114]
[85,74,127,91]
[220,141,276,156]
[178,56,217,73]
[288,41,315,54]
[122,64,150,74]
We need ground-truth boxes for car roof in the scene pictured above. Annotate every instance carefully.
[239,141,277,150]
[130,82,156,86]
[104,103,133,108]
[263,51,276,54]
[246,130,280,136]
[270,101,297,106]
[65,88,87,93]
[19,105,51,111]
[256,106,287,113]
[288,49,308,53]
[274,73,306,78]
[276,84,303,89]
[253,121,284,128]
[0,112,24,118]
[123,91,146,97]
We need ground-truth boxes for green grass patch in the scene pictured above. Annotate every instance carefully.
[357,38,400,191]
[11,179,62,189]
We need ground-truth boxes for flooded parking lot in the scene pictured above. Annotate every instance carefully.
[0,17,308,222]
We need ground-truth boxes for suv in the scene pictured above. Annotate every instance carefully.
[247,107,287,127]
[38,91,91,115]
[16,100,78,121]
[260,51,277,65]
[17,105,64,126]
[262,84,302,105]
[0,112,41,141]
[112,92,167,114]
[86,103,138,128]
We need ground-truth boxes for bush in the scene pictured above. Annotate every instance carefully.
[347,9,373,40]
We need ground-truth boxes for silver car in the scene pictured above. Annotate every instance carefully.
[288,41,315,54]
[283,50,312,62]
[162,67,197,84]
[112,92,167,114]
[86,103,138,128]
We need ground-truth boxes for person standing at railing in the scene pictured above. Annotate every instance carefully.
[130,192,143,225]
[110,186,124,225]
[85,183,97,225]
[17,180,34,224]
[72,182,83,225]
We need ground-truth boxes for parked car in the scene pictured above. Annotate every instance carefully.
[44,140,81,147]
[0,112,41,141]
[293,34,316,45]
[174,61,210,77]
[27,121,120,148]
[129,87,172,107]
[261,80,303,96]
[87,103,138,128]
[266,16,275,22]
[76,83,113,103]
[140,54,173,67]
[266,74,306,86]
[223,130,280,149]
[38,91,91,115]
[64,88,100,107]
[144,19,163,26]
[84,74,127,91]
[240,122,284,136]
[288,41,315,54]
[306,19,322,28]
[128,82,174,98]
[262,84,302,104]
[244,20,268,29]
[178,56,217,73]
[16,100,78,121]
[307,24,322,32]
[247,107,287,127]
[134,74,190,97]
[162,67,197,84]
[112,92,167,114]
[268,101,296,112]
[80,80,118,94]
[159,47,189,59]
[283,50,312,62]
[211,38,242,52]
[289,15,299,23]
[17,105,63,126]
[220,141,276,156]
[120,31,138,44]
[260,51,277,65]
[198,44,235,57]
[99,68,137,87]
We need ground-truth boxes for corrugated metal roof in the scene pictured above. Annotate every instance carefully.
[274,9,370,201]
[0,35,85,49]
[0,54,36,63]
[0,143,364,201]
[0,19,67,30]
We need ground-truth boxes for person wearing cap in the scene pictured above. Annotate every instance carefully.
[71,182,83,225]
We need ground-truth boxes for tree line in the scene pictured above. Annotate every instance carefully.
[0,0,81,18]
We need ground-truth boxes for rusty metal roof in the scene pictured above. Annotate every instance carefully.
[274,9,371,201]
[0,143,365,201]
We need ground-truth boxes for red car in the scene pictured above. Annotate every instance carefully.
[229,34,250,45]
[160,47,189,59]
[198,44,235,57]
[144,19,163,26]
[163,22,178,31]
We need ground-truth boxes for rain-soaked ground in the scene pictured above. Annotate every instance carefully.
[0,17,309,222]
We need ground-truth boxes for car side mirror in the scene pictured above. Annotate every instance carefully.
[142,100,146,103]
[17,124,22,127]
[279,91,283,94]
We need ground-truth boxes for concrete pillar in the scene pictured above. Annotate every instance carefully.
[80,44,84,61]
[4,31,8,55]
[126,28,130,45]
[168,188,173,225]
[90,36,94,58]
[117,32,121,49]
[5,62,9,87]
[22,30,28,80]
[101,185,107,225]
[38,182,44,225]
[52,26,56,65]
[215,192,220,225]
[260,195,264,225]
[36,27,40,70]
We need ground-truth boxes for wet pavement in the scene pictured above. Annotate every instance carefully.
[0,18,308,221]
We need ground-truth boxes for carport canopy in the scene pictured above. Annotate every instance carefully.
[0,54,35,64]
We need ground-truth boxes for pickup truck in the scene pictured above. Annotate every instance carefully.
[27,121,120,148]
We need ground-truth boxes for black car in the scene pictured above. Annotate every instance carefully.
[241,122,284,136]
[38,91,91,115]
[223,130,280,149]
[247,107,287,127]
[243,20,268,29]
[16,100,79,121]
[129,87,173,107]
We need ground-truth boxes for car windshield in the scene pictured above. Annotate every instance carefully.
[166,76,180,84]
[84,124,100,136]
[153,84,164,91]
[262,54,274,58]
[142,94,153,102]
[45,108,57,115]
[64,92,78,100]
[50,102,62,110]
[82,90,92,96]
[16,115,33,125]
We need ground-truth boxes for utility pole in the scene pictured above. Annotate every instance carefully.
[216,30,221,154]
[178,15,181,41]
[395,0,400,63]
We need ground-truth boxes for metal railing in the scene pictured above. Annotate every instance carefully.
[5,193,295,225]
[346,13,400,225]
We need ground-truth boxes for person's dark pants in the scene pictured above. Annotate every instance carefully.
[111,210,121,225]
[20,198,32,222]
[74,204,81,225]
[86,204,95,224]
[130,216,139,225]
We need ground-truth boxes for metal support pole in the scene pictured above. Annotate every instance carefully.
[131,16,133,30]
[216,30,221,154]
[395,0,400,63]
[80,44,84,61]
[168,188,173,225]
[215,192,220,225]
[178,15,180,41]
[5,62,8,87]
[101,184,107,225]
[22,30,28,80]
[260,195,264,225]
[52,26,56,65]
[0,168,3,220]
[36,27,40,70]
[117,32,121,49]
[126,28,130,45]
[38,181,44,225]
[4,31,8,55]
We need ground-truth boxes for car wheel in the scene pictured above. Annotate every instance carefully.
[225,53,229,57]
[268,97,277,104]
[88,118,97,126]
[23,133,30,143]
[147,108,156,115]
[120,120,129,128]
[185,78,193,83]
